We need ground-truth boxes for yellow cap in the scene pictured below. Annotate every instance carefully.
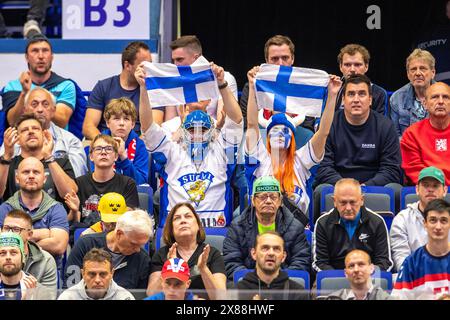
[98,192,127,223]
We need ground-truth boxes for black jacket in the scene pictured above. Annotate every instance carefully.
[237,270,308,300]
[312,206,393,272]
[223,206,311,280]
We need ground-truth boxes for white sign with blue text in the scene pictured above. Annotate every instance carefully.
[62,0,150,39]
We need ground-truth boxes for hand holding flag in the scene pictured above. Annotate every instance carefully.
[254,64,329,117]
[142,61,220,108]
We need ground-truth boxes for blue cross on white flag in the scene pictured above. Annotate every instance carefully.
[254,64,329,117]
[143,61,220,108]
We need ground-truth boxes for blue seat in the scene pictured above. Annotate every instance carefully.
[155,227,227,253]
[304,228,312,246]
[316,269,392,296]
[137,184,153,216]
[74,228,87,243]
[320,185,395,230]
[233,268,310,288]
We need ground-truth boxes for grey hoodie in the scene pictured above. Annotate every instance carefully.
[24,241,57,297]
[57,279,135,300]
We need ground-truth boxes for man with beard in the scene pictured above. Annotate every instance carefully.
[237,231,308,300]
[0,87,87,177]
[320,249,392,300]
[0,113,77,204]
[0,157,69,260]
[223,176,310,280]
[391,166,449,271]
[390,49,436,137]
[58,248,134,300]
[0,232,51,300]
[0,34,77,133]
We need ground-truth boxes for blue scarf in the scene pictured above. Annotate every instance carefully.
[340,211,361,240]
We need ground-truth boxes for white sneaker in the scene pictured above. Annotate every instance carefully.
[23,20,41,39]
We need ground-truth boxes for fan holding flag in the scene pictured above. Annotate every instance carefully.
[245,64,342,217]
[135,60,243,229]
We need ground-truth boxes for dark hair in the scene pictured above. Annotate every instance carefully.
[337,44,370,65]
[424,199,450,220]
[264,35,295,61]
[342,74,373,97]
[25,34,52,54]
[83,248,113,271]
[15,113,44,129]
[5,209,32,228]
[163,202,205,246]
[121,41,150,69]
[169,35,202,55]
[255,231,284,248]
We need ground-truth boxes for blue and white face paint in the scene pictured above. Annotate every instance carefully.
[268,124,292,149]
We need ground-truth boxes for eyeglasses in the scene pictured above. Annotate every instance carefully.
[2,225,31,234]
[92,146,115,154]
[254,193,280,201]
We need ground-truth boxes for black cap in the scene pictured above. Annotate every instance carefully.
[25,33,52,53]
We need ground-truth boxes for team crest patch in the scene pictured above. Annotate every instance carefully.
[435,139,447,152]
[178,172,215,206]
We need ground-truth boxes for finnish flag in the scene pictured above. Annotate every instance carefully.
[143,61,220,108]
[254,64,329,117]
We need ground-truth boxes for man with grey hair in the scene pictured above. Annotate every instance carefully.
[64,210,153,294]
[390,49,436,136]
[0,87,87,177]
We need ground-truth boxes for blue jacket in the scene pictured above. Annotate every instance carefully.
[88,129,149,185]
[223,205,311,280]
[389,81,435,137]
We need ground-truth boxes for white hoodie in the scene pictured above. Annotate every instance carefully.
[57,279,135,300]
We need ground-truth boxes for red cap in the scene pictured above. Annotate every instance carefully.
[161,258,190,282]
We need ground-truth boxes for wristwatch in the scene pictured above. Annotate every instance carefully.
[218,81,228,90]
[0,155,12,165]
[44,155,55,164]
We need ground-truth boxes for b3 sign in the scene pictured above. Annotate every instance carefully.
[63,0,150,39]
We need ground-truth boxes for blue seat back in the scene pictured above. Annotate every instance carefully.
[316,269,392,296]
[320,185,395,230]
[137,184,153,216]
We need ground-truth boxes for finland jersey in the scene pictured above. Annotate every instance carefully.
[392,246,450,300]
[245,137,322,214]
[144,117,243,228]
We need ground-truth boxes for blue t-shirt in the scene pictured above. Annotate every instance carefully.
[0,200,69,233]
[87,75,164,134]
[2,73,76,129]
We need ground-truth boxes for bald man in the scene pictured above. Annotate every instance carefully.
[312,178,393,272]
[0,156,69,258]
[322,249,392,300]
[401,82,450,185]
[0,87,86,177]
